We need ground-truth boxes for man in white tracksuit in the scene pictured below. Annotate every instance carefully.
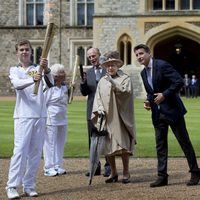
[43,63,68,177]
[6,39,53,199]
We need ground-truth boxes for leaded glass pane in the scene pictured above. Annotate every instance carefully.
[127,42,132,65]
[87,3,94,26]
[193,0,200,9]
[166,0,175,10]
[180,0,189,10]
[27,4,34,25]
[77,3,85,25]
[77,47,85,65]
[36,47,42,64]
[36,4,44,25]
[153,0,162,10]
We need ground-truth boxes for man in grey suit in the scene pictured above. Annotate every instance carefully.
[80,47,110,177]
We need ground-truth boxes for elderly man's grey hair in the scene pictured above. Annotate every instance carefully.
[50,63,65,76]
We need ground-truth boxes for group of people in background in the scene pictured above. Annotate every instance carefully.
[183,73,199,98]
[5,40,200,199]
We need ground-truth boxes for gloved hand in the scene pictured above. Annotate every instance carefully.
[106,73,124,91]
[107,73,117,86]
[97,109,105,115]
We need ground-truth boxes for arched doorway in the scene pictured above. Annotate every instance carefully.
[154,35,200,95]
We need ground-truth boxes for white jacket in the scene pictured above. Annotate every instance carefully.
[45,85,68,126]
[9,64,53,118]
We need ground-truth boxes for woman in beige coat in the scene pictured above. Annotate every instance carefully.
[91,51,136,184]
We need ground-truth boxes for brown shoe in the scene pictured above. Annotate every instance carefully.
[150,177,168,187]
[187,173,200,186]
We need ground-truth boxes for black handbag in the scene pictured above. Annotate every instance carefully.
[92,126,108,136]
[96,129,108,136]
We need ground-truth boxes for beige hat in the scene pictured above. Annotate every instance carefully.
[101,58,123,68]
[101,51,123,68]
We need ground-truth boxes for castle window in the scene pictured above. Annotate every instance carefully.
[35,46,42,64]
[69,39,93,69]
[193,0,200,9]
[148,0,200,11]
[153,0,162,10]
[77,46,93,66]
[31,46,42,64]
[118,34,132,65]
[26,0,44,25]
[77,46,85,65]
[77,0,94,26]
[180,0,190,10]
[166,0,175,10]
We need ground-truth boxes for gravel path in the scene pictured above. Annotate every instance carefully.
[1,158,200,200]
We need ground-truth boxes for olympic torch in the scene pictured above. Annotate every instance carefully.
[68,55,80,104]
[33,22,57,95]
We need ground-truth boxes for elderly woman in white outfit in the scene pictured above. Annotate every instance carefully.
[43,64,68,176]
[91,51,136,184]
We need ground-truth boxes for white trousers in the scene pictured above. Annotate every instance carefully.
[7,118,46,190]
[43,125,67,169]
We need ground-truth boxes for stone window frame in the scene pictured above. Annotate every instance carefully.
[70,0,94,26]
[19,0,44,26]
[146,0,200,11]
[69,38,93,70]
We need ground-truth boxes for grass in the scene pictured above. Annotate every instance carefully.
[0,97,199,158]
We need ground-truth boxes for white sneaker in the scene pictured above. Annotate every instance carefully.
[23,188,38,197]
[6,187,20,199]
[55,167,67,175]
[44,168,58,177]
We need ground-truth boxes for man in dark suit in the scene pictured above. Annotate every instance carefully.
[183,74,191,98]
[80,47,110,177]
[134,44,200,187]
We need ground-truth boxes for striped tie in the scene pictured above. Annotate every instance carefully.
[96,68,101,82]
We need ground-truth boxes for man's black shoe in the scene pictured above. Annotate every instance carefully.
[95,164,101,176]
[150,177,168,187]
[103,165,111,177]
[85,172,90,177]
[187,173,200,186]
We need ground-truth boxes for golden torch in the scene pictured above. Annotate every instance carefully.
[33,22,57,95]
[68,55,80,104]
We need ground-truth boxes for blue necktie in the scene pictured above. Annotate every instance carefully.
[146,67,160,110]
[146,67,153,89]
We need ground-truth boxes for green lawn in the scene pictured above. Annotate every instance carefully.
[0,97,199,158]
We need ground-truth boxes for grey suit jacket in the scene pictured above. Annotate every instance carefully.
[80,67,106,120]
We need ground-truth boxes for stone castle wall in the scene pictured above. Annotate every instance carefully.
[0,0,199,98]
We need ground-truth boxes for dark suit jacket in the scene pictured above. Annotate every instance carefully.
[141,58,187,125]
[80,67,106,120]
